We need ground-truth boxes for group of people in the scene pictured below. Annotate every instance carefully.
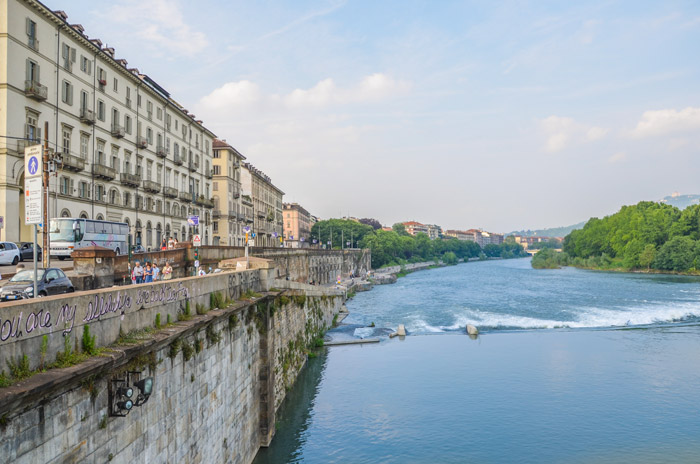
[131,260,173,284]
[160,237,179,251]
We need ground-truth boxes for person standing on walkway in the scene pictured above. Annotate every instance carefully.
[163,262,173,280]
[144,263,153,283]
[132,261,144,284]
[152,263,160,281]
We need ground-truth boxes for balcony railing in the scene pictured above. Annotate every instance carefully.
[156,145,168,158]
[79,108,95,125]
[188,160,199,172]
[111,124,125,138]
[179,192,193,203]
[142,180,161,193]
[136,136,147,149]
[213,210,221,219]
[17,138,42,154]
[60,153,85,172]
[119,172,141,187]
[228,210,237,218]
[25,80,48,101]
[205,169,213,179]
[233,192,240,199]
[163,186,178,198]
[93,164,117,180]
[195,196,214,208]
[173,154,184,166]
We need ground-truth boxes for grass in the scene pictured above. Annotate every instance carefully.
[117,327,154,345]
[82,326,98,356]
[206,324,222,346]
[155,313,162,329]
[239,289,262,300]
[196,303,207,315]
[53,335,89,369]
[6,355,32,381]
[181,341,194,361]
[179,301,193,321]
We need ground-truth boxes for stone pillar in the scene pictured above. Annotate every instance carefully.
[69,246,116,290]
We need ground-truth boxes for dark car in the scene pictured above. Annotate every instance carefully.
[0,268,75,300]
[16,242,42,262]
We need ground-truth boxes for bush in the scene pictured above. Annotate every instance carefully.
[82,325,98,356]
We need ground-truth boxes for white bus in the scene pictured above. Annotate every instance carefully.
[49,218,128,259]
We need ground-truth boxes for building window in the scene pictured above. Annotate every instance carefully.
[80,90,88,112]
[113,78,118,92]
[213,222,219,233]
[60,177,70,195]
[137,94,141,107]
[26,18,38,50]
[146,127,153,145]
[174,143,179,157]
[146,160,153,180]
[147,101,153,120]
[97,100,105,121]
[213,182,218,191]
[111,146,119,170]
[213,165,220,175]
[96,140,106,165]
[97,67,107,89]
[126,87,131,108]
[79,181,89,198]
[125,115,132,134]
[25,110,40,142]
[61,43,75,71]
[80,55,91,75]
[213,150,220,159]
[62,127,71,154]
[157,107,162,120]
[26,59,39,83]
[80,133,89,159]
[61,80,73,105]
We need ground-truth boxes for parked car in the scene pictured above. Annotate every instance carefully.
[16,242,42,262]
[0,242,21,265]
[0,268,75,300]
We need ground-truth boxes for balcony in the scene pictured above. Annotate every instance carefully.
[93,164,117,180]
[17,139,42,154]
[136,136,147,149]
[229,211,237,219]
[173,154,184,166]
[120,172,141,187]
[25,80,48,101]
[111,124,125,138]
[142,180,161,194]
[213,210,221,219]
[257,211,266,219]
[156,145,168,158]
[205,169,213,179]
[233,191,240,199]
[60,153,85,172]
[188,160,199,172]
[163,186,178,198]
[195,196,214,208]
[179,192,193,203]
[79,108,95,125]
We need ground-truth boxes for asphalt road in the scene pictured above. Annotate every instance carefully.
[0,258,73,277]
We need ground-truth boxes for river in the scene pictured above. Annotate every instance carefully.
[254,258,700,463]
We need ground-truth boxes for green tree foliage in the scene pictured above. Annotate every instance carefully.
[557,201,700,273]
[310,219,374,249]
[531,248,570,269]
[359,230,525,268]
[358,218,382,230]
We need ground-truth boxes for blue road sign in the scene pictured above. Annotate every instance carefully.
[28,156,39,176]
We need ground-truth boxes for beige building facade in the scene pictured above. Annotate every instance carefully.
[283,202,311,248]
[211,139,247,246]
[0,1,215,248]
[240,163,284,247]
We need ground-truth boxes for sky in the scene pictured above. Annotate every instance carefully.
[49,0,700,232]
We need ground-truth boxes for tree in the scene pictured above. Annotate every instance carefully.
[653,236,697,271]
[358,218,382,230]
[639,244,656,270]
[392,223,410,236]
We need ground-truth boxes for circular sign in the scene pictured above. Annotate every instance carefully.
[28,156,39,176]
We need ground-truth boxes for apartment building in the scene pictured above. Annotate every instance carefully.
[402,221,429,236]
[0,1,215,247]
[283,202,311,248]
[211,139,246,246]
[426,224,442,240]
[240,163,284,247]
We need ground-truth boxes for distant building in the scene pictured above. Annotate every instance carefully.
[402,221,429,236]
[212,139,246,246]
[426,224,442,240]
[240,163,284,247]
[444,229,476,241]
[283,203,311,248]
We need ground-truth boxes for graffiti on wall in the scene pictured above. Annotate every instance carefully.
[0,282,190,342]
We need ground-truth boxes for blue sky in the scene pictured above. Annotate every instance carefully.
[51,0,700,231]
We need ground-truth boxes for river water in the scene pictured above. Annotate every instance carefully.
[254,259,700,463]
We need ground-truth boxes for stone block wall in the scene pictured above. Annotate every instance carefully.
[0,278,344,464]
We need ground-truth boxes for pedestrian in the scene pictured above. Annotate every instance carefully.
[198,267,206,276]
[144,262,153,283]
[160,238,167,251]
[152,263,160,281]
[163,262,173,280]
[132,261,143,284]
[167,236,174,249]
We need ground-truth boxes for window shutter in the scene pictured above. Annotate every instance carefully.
[71,48,76,62]
[25,59,30,81]
[37,127,42,142]
[62,43,68,58]
[70,179,74,194]
[26,18,31,36]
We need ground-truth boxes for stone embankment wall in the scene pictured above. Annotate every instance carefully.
[0,269,344,464]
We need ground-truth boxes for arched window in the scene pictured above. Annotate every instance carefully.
[110,188,120,205]
[181,206,186,218]
[60,209,71,218]
[80,211,88,219]
[165,223,171,240]
[156,223,162,247]
[96,214,104,220]
[135,220,142,246]
[181,226,186,241]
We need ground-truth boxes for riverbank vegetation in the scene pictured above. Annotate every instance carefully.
[311,219,527,268]
[533,201,700,273]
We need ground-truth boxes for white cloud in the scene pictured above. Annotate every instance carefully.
[630,107,700,138]
[540,116,608,152]
[98,0,208,58]
[199,73,410,114]
[608,152,626,163]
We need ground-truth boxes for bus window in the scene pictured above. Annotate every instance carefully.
[103,223,113,234]
[87,222,96,233]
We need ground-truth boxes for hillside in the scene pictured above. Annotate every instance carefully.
[509,221,586,238]
[659,193,700,210]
